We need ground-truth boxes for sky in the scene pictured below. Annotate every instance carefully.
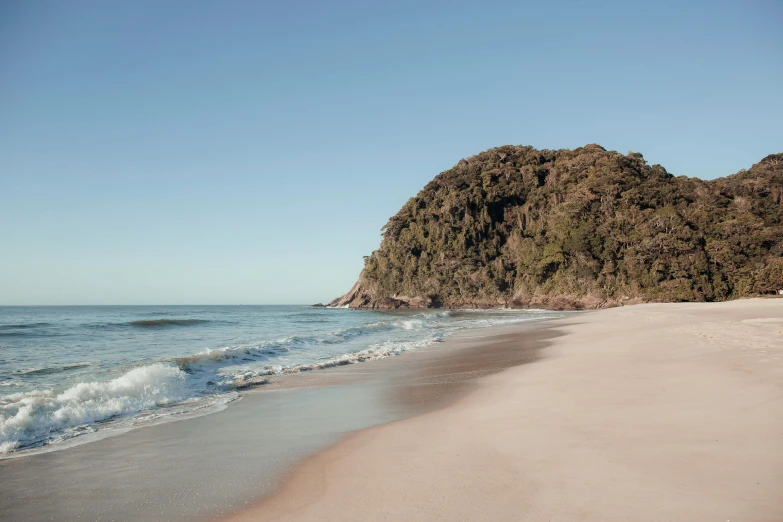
[1,0,781,305]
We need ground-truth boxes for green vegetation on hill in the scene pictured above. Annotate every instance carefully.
[331,145,783,309]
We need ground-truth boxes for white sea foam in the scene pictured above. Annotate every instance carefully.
[216,310,561,389]
[0,363,188,453]
[173,320,426,373]
[224,335,444,388]
[396,319,422,330]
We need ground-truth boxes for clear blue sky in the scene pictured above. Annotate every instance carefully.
[1,0,781,305]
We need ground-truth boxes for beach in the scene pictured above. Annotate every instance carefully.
[2,300,781,521]
[226,299,783,522]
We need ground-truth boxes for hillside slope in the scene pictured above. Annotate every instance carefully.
[331,145,783,309]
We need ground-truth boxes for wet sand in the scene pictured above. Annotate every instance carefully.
[226,299,783,522]
[0,319,559,521]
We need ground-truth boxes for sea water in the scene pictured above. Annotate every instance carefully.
[0,305,561,455]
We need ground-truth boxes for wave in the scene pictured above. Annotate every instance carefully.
[170,314,453,375]
[0,323,51,330]
[224,335,444,389]
[13,363,93,377]
[165,316,449,387]
[0,331,29,337]
[173,338,299,371]
[129,319,210,327]
[171,319,432,371]
[321,321,398,342]
[0,363,189,453]
[0,323,53,337]
[80,319,213,330]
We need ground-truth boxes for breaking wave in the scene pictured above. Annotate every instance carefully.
[224,336,444,389]
[170,320,417,371]
[0,364,190,453]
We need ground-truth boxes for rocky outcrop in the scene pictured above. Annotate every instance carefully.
[329,287,646,311]
[328,278,436,309]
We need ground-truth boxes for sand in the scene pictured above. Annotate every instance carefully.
[226,299,783,522]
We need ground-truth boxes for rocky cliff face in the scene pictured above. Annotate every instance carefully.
[331,145,783,310]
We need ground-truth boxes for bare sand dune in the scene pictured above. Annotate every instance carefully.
[227,299,783,522]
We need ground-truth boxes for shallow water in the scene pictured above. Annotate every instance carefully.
[0,320,560,522]
[0,305,562,454]
[0,382,397,521]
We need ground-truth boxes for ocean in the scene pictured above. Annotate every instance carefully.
[0,305,563,456]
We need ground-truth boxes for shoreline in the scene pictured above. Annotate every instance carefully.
[0,314,563,521]
[225,299,783,522]
[0,308,563,461]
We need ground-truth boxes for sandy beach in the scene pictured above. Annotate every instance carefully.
[227,299,783,522]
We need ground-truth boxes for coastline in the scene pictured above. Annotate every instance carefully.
[225,298,783,522]
[0,313,563,521]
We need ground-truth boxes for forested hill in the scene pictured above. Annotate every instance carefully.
[330,145,783,310]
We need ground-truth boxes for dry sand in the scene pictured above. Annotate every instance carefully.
[226,299,783,522]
